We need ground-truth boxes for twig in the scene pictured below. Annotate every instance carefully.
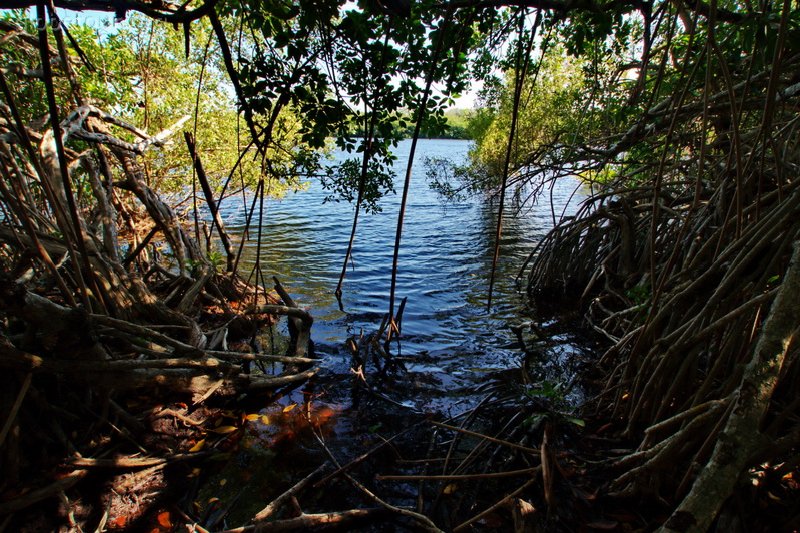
[0,470,88,515]
[452,478,537,532]
[376,467,541,481]
[69,451,212,469]
[252,462,329,522]
[151,408,207,427]
[313,423,422,488]
[429,420,540,455]
[172,507,211,533]
[310,428,443,532]
[0,373,32,447]
[192,378,225,406]
[221,508,388,532]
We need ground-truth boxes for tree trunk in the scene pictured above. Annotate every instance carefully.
[659,238,800,533]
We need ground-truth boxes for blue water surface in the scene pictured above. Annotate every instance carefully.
[221,138,586,413]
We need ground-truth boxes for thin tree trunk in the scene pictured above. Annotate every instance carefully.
[487,9,538,309]
[387,11,452,338]
[185,131,235,271]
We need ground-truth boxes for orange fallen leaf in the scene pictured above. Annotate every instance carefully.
[157,511,171,528]
[212,425,238,434]
[188,439,206,452]
[283,403,297,413]
[245,413,260,421]
[316,407,335,423]
[110,515,127,528]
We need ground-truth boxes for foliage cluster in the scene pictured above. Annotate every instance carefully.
[0,10,297,202]
[349,108,473,140]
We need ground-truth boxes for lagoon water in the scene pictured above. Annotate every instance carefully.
[224,138,587,414]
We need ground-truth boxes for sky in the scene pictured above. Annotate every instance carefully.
[54,7,113,27]
[451,82,481,110]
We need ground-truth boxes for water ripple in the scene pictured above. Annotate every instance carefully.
[220,139,586,409]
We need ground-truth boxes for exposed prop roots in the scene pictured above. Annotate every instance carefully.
[362,389,566,532]
[0,20,317,523]
[521,37,800,532]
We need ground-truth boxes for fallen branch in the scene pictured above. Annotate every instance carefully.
[252,462,329,522]
[452,478,537,532]
[69,451,212,469]
[221,508,388,532]
[0,470,87,515]
[376,466,541,482]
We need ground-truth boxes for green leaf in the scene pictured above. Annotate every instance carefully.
[564,416,585,428]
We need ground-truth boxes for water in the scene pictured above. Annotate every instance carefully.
[221,138,587,414]
[203,138,592,525]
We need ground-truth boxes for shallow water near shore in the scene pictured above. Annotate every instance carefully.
[213,138,593,522]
